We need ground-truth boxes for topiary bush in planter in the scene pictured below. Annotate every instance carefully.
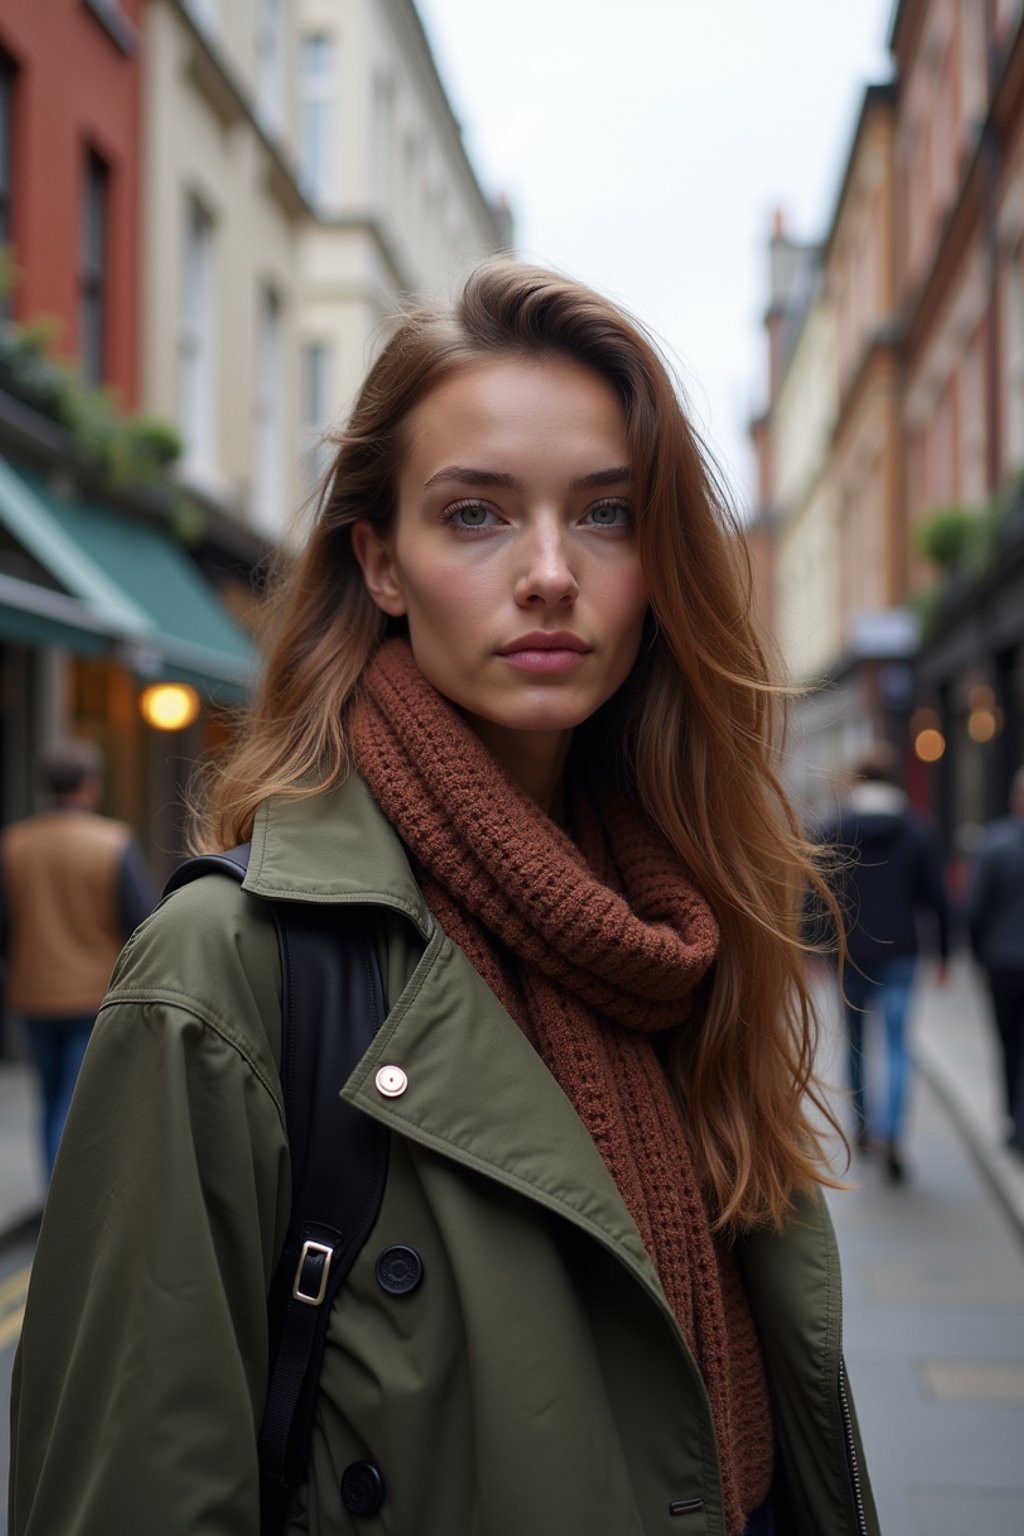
[915,506,976,573]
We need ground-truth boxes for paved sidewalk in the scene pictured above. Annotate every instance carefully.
[816,958,1024,1532]
[911,958,1024,1238]
[0,1058,44,1241]
[826,1067,1024,1534]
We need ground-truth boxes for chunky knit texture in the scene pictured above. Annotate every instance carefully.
[351,639,774,1532]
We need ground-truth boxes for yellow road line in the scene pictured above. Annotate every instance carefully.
[0,1263,31,1309]
[0,1302,25,1352]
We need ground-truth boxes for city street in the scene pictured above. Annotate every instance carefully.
[826,1077,1024,1534]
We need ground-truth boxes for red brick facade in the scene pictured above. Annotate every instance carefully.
[0,0,140,406]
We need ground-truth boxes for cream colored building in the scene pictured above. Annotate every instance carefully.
[754,88,907,811]
[140,0,305,540]
[771,287,839,692]
[294,0,508,490]
[767,273,847,808]
[140,0,506,544]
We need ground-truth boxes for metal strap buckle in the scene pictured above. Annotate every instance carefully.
[292,1239,334,1306]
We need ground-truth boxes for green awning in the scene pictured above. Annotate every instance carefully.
[0,456,257,697]
[0,569,115,653]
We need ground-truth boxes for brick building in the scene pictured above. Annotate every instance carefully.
[752,0,1024,848]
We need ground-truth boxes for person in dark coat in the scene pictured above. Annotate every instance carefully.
[815,744,949,1181]
[967,765,1024,1154]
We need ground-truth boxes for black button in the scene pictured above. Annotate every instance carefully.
[340,1461,385,1515]
[375,1244,424,1295]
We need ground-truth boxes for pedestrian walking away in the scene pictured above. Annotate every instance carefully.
[967,763,1024,1154]
[10,262,879,1536]
[813,743,950,1184]
[0,739,155,1179]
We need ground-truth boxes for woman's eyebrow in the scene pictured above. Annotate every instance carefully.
[423,465,521,490]
[569,466,632,490]
[422,464,633,492]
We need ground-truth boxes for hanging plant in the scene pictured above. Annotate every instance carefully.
[914,506,976,572]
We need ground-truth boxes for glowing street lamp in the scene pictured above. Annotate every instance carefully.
[139,682,201,732]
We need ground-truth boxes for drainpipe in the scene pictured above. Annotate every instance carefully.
[983,0,1002,494]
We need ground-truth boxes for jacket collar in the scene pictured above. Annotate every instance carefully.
[244,773,434,940]
[246,773,671,1315]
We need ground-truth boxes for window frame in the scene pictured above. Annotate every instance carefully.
[79,145,110,386]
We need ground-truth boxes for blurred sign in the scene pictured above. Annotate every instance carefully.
[850,607,919,660]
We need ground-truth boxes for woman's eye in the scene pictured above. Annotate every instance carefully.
[445,500,499,530]
[583,500,631,528]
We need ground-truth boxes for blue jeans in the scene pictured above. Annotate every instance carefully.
[741,1497,776,1535]
[23,1014,95,1179]
[842,955,917,1141]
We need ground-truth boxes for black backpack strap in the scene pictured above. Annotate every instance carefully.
[164,847,390,1533]
[163,843,254,896]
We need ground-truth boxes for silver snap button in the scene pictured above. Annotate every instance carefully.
[375,1064,408,1098]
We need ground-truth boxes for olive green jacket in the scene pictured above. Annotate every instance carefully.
[10,776,879,1536]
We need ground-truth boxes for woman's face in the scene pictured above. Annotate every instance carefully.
[353,355,649,775]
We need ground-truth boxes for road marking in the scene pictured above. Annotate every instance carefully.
[919,1358,1024,1403]
[0,1263,31,1352]
[0,1303,25,1352]
[0,1264,31,1308]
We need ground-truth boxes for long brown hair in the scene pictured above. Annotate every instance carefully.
[198,259,843,1229]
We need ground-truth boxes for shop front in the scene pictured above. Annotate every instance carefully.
[0,450,258,882]
[913,517,1024,884]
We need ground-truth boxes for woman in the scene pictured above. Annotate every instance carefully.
[10,262,878,1536]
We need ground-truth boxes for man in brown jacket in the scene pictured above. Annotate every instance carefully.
[0,740,154,1177]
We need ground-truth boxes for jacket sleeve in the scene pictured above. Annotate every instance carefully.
[116,836,158,937]
[966,838,996,962]
[914,820,950,961]
[9,883,291,1536]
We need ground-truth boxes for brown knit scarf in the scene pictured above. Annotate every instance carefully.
[350,639,773,1532]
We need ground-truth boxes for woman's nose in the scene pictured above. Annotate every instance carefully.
[514,525,580,607]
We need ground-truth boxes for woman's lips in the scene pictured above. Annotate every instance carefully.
[497,633,592,674]
[500,647,589,674]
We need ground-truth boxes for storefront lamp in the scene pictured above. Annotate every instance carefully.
[140,682,201,732]
[913,727,946,763]
[967,708,998,743]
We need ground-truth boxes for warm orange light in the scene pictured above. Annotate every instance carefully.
[139,682,201,731]
[967,708,997,743]
[914,728,946,763]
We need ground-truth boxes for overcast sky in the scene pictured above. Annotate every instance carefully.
[415,0,895,508]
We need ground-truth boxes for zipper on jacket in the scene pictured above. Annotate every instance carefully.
[838,1355,869,1536]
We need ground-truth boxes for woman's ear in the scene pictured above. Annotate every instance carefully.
[351,520,407,617]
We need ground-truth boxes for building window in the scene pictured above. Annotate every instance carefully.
[1005,240,1024,470]
[184,0,221,34]
[961,324,986,505]
[994,0,1024,45]
[252,286,284,533]
[256,0,285,136]
[301,340,332,492]
[179,195,216,476]
[79,148,109,386]
[0,52,15,318]
[373,72,395,212]
[300,35,334,207]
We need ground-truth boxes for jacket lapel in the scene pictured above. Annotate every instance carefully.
[343,921,673,1318]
